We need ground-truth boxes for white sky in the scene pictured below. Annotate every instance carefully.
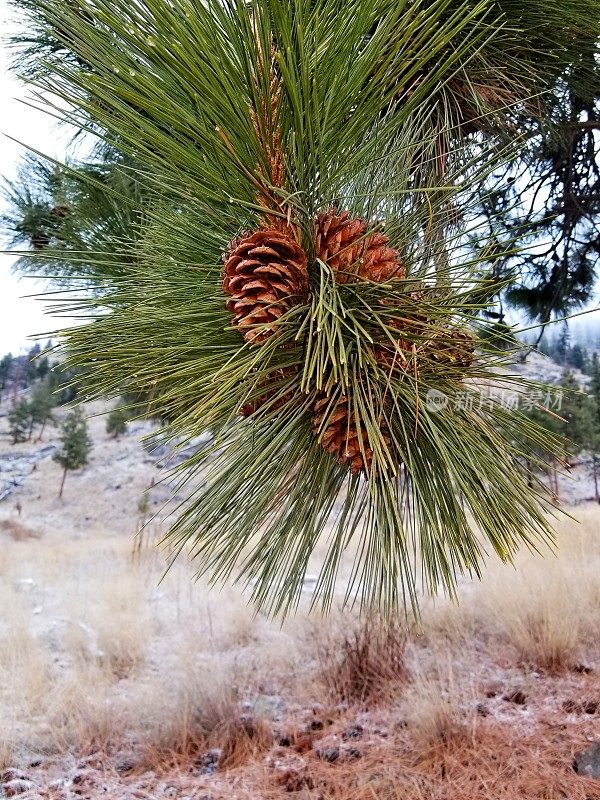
[0,0,73,355]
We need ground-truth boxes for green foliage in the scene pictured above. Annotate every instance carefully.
[7,400,31,444]
[29,380,55,434]
[558,372,596,458]
[5,0,584,617]
[47,362,82,406]
[53,406,92,473]
[106,405,128,438]
[0,354,14,396]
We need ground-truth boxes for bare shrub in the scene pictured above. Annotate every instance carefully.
[317,613,408,705]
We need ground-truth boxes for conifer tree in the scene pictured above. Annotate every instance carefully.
[106,406,128,438]
[6,0,599,616]
[587,354,600,501]
[53,406,92,498]
[29,380,55,441]
[8,400,31,445]
[0,354,14,399]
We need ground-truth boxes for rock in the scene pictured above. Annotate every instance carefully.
[316,746,339,763]
[502,689,527,706]
[342,724,363,740]
[574,741,600,778]
[251,693,285,718]
[198,749,221,775]
[484,681,503,698]
[2,770,28,783]
[3,779,35,796]
[343,747,362,760]
[115,758,136,774]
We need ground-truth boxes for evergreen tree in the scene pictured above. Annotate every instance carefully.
[559,372,596,458]
[29,379,55,441]
[587,354,600,501]
[35,355,50,381]
[106,406,128,438]
[8,400,31,444]
[4,0,596,617]
[52,406,92,498]
[47,362,81,406]
[556,325,571,366]
[568,344,589,374]
[0,354,13,399]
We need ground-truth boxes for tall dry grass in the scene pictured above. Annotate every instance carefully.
[0,526,294,769]
[0,502,599,780]
[421,504,600,672]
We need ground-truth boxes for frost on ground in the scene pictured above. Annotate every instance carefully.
[0,397,599,799]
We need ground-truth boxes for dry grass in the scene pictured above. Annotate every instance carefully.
[1,498,600,797]
[316,613,408,706]
[138,673,258,770]
[0,526,289,771]
[402,672,466,747]
[421,505,600,673]
[275,725,600,800]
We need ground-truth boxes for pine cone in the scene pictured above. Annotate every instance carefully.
[315,210,405,284]
[311,392,391,476]
[372,340,412,374]
[51,204,71,220]
[427,329,475,368]
[31,232,51,250]
[240,365,297,417]
[223,228,308,343]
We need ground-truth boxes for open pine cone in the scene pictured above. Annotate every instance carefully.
[311,392,392,475]
[223,227,308,343]
[315,210,406,284]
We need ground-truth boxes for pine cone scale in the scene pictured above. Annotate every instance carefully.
[223,227,308,343]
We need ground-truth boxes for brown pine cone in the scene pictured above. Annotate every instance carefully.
[239,365,297,417]
[311,392,392,476]
[223,228,308,343]
[427,329,475,368]
[315,210,405,284]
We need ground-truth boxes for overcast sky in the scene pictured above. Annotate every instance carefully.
[0,0,74,355]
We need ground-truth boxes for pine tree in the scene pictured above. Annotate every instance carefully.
[52,406,92,498]
[7,400,31,445]
[29,379,55,441]
[106,406,128,438]
[559,372,596,459]
[5,0,594,617]
[0,354,13,400]
[587,354,600,501]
